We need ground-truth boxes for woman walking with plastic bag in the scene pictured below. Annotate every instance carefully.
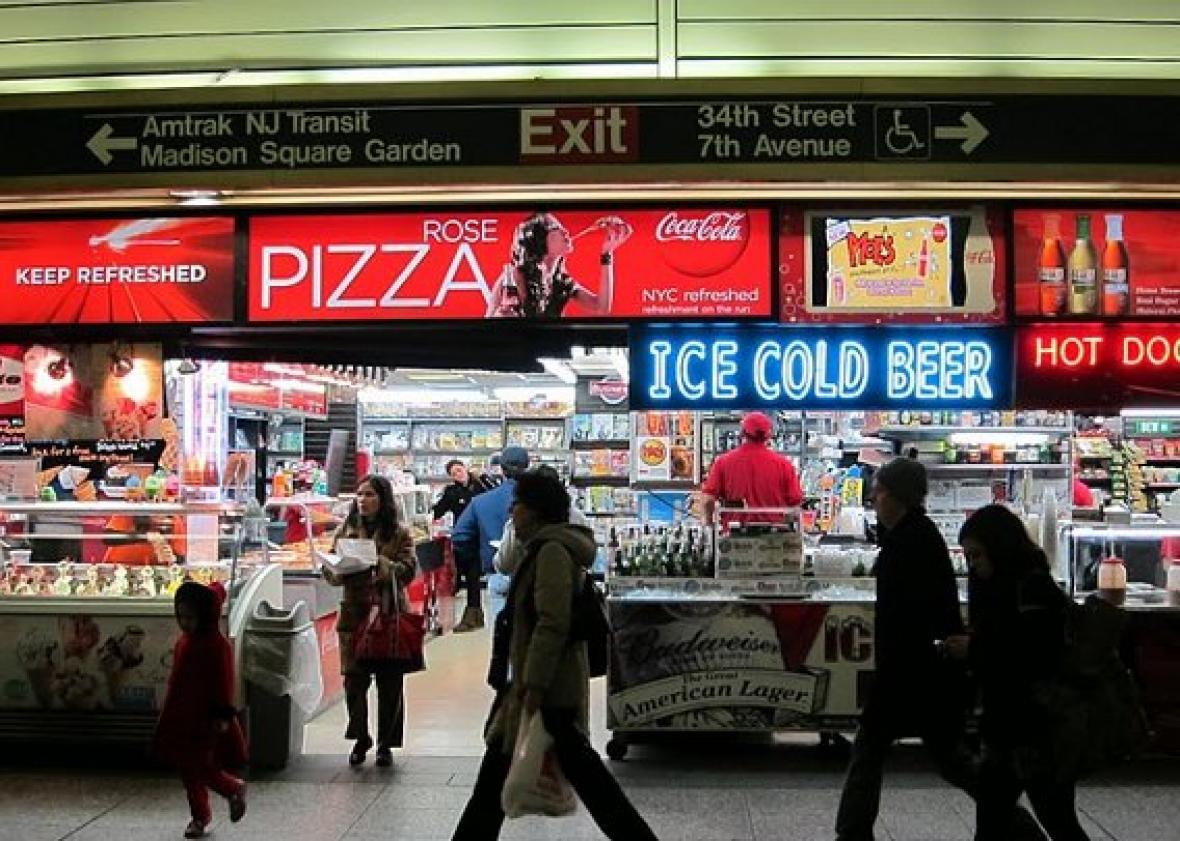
[323,474,417,768]
[945,505,1088,840]
[451,470,657,841]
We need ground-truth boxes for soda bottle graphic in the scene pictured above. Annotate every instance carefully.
[1068,214,1099,315]
[1038,213,1067,317]
[1102,213,1130,316]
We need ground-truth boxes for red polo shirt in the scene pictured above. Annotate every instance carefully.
[702,441,804,509]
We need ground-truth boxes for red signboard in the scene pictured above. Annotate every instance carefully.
[227,362,328,418]
[1015,323,1180,408]
[1014,208,1180,319]
[247,208,772,322]
[779,206,1006,323]
[0,217,235,324]
[0,344,25,452]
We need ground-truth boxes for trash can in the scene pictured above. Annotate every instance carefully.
[244,600,324,770]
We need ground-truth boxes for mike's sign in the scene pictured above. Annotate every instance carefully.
[630,324,1011,410]
[247,208,771,322]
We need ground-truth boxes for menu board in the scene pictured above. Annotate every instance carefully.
[1013,208,1180,319]
[0,217,235,324]
[780,206,1005,323]
[249,208,772,322]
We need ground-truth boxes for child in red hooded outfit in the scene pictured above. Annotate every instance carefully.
[155,581,248,838]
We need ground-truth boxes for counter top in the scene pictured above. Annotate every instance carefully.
[1076,590,1180,613]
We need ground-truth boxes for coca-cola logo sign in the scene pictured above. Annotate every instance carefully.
[655,211,746,243]
[589,378,629,405]
[657,211,751,278]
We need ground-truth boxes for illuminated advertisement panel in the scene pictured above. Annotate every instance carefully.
[1015,323,1180,409]
[0,217,235,324]
[248,208,772,322]
[779,206,1005,323]
[629,325,1011,410]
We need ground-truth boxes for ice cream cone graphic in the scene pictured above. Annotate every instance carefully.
[25,666,55,708]
[16,628,59,709]
[101,666,126,708]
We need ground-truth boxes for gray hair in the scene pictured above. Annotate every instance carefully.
[874,457,928,509]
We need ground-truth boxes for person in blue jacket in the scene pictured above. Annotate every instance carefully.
[450,446,530,632]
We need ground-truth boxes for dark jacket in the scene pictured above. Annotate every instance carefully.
[432,479,480,522]
[486,523,596,753]
[872,508,964,686]
[968,567,1068,747]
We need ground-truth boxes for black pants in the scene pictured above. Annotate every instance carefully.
[457,554,482,607]
[976,747,1089,841]
[344,670,404,750]
[451,708,658,841]
[836,696,978,841]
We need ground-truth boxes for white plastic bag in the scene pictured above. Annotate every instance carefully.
[243,624,324,715]
[501,711,576,819]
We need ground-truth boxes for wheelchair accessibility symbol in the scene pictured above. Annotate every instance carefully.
[874,105,931,160]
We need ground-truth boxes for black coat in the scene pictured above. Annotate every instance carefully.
[968,567,1068,747]
[870,508,965,720]
[432,480,479,522]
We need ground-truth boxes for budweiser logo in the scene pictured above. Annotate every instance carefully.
[589,378,628,405]
[655,211,746,243]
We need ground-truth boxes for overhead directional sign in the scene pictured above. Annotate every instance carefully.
[0,95,1178,178]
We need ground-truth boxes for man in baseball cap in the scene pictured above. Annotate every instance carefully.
[450,446,531,632]
[701,411,803,523]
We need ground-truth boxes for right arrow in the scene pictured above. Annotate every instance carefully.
[934,111,989,155]
[86,123,138,165]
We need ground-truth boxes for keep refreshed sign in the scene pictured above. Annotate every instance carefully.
[629,325,1011,410]
[247,208,771,322]
[1015,323,1180,408]
[0,217,236,324]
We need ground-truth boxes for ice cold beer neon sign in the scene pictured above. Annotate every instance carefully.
[629,326,1010,409]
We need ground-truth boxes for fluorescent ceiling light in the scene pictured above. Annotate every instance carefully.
[950,432,1054,446]
[359,387,486,404]
[538,357,576,385]
[1121,409,1180,418]
[492,386,575,403]
[272,378,327,394]
[611,348,630,382]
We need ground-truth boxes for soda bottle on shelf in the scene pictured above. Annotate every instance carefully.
[1068,214,1099,315]
[1038,213,1068,316]
[1102,213,1130,317]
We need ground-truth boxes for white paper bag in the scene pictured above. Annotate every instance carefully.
[317,538,378,575]
[501,711,576,819]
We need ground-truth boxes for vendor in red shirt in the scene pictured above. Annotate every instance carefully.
[701,412,804,523]
[1072,477,1096,508]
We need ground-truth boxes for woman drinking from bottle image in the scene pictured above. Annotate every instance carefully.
[486,212,632,319]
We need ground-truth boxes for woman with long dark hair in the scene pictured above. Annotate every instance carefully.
[323,474,417,767]
[486,212,632,319]
[946,505,1088,840]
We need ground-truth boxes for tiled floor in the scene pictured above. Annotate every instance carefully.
[4,607,1180,840]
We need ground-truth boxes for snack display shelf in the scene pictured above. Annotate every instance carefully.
[925,464,1070,472]
[878,425,1073,435]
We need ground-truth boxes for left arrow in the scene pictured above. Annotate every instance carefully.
[86,123,138,165]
